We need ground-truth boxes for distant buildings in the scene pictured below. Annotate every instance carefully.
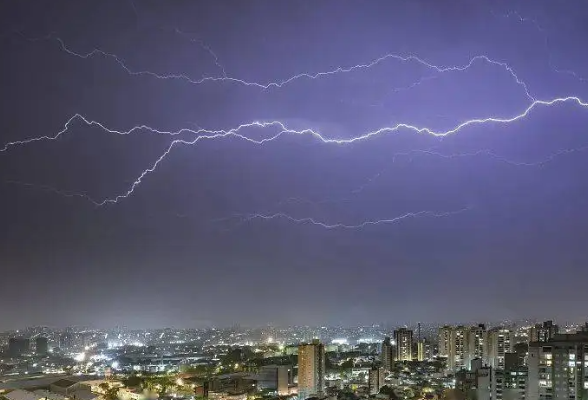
[59,332,74,350]
[297,339,325,399]
[35,337,48,355]
[529,320,559,343]
[9,337,30,357]
[394,328,413,361]
[381,336,394,371]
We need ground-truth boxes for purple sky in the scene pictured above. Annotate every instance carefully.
[1,0,588,329]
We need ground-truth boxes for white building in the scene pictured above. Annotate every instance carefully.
[488,328,515,369]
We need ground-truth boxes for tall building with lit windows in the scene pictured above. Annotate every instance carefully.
[467,324,488,368]
[417,341,425,361]
[440,326,469,371]
[298,340,325,399]
[488,328,515,369]
[527,331,588,400]
[439,326,452,358]
[394,328,413,361]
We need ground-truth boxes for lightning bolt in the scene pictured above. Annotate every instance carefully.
[276,145,588,208]
[19,32,533,99]
[172,28,227,77]
[222,208,471,230]
[496,10,588,82]
[11,142,585,208]
[0,114,289,152]
[2,95,587,205]
[4,95,586,153]
[5,180,102,206]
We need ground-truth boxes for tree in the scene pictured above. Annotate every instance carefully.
[122,375,144,388]
[379,386,399,400]
[99,383,120,400]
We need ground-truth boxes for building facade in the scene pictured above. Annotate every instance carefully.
[489,328,515,369]
[394,328,413,362]
[448,326,468,371]
[298,340,325,399]
[368,366,385,395]
[35,337,48,355]
[529,321,559,343]
[527,331,588,400]
[381,336,394,371]
[468,324,489,368]
[439,326,452,358]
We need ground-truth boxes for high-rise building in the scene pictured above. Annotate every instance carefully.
[495,366,527,400]
[488,328,514,369]
[417,341,425,362]
[529,321,559,343]
[381,337,394,371]
[35,337,48,355]
[8,337,30,357]
[467,324,488,367]
[368,366,385,395]
[394,328,413,361]
[439,326,452,358]
[457,354,527,400]
[59,332,74,350]
[440,325,488,371]
[527,330,588,400]
[416,323,425,362]
[451,326,469,371]
[298,339,325,399]
[456,366,492,400]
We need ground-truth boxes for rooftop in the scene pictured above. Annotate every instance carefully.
[3,389,41,400]
[33,390,67,400]
[50,380,78,389]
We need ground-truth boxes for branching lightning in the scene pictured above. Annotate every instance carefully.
[2,95,586,205]
[497,10,588,82]
[172,28,227,77]
[5,180,101,205]
[5,11,588,236]
[20,32,534,99]
[276,145,588,208]
[223,208,471,230]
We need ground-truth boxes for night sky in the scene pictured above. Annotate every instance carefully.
[2,1,588,329]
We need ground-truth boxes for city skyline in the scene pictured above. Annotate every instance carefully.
[2,0,588,329]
